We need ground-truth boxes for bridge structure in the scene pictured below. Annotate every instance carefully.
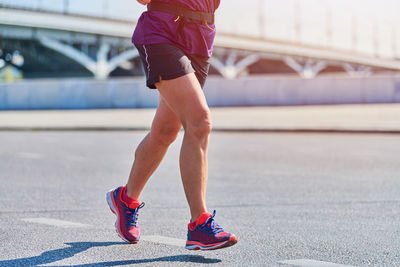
[1,0,400,80]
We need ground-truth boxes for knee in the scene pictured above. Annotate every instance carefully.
[151,123,181,146]
[184,110,212,139]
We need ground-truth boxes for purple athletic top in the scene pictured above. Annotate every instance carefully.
[132,0,221,58]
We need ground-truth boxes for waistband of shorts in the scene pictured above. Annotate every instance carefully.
[147,2,214,25]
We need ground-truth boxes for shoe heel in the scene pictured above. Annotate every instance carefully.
[106,190,116,214]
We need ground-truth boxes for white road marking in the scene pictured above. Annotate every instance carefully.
[22,218,91,228]
[16,152,44,159]
[279,259,355,267]
[141,235,185,247]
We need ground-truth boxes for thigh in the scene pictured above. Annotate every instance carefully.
[155,73,211,127]
[151,96,182,133]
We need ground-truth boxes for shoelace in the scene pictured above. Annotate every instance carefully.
[200,210,224,234]
[125,202,145,227]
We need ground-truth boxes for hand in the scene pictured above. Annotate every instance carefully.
[137,0,151,5]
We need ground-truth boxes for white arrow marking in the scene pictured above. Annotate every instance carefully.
[141,235,185,247]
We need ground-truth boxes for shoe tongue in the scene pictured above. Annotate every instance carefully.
[126,201,141,209]
[195,212,212,225]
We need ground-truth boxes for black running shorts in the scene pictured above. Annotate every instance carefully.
[135,43,210,89]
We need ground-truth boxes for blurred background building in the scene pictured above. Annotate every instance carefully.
[1,0,400,109]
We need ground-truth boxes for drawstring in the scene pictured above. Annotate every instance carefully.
[204,21,215,31]
[174,15,180,22]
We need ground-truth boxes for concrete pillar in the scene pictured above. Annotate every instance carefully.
[210,52,259,79]
[284,57,327,79]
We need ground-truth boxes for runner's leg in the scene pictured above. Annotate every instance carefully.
[125,97,182,200]
[155,73,211,222]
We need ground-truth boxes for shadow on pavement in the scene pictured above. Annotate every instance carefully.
[0,241,221,266]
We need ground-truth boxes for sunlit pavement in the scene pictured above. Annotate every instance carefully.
[0,131,399,266]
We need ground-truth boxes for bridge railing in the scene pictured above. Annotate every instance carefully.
[0,0,144,21]
[1,0,399,60]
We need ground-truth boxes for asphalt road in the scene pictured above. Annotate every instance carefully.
[0,131,399,267]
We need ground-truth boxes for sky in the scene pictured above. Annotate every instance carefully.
[1,0,400,58]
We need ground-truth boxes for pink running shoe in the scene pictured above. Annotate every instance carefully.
[106,185,145,243]
[185,210,238,250]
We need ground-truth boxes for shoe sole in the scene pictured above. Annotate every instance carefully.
[185,235,238,251]
[106,189,139,244]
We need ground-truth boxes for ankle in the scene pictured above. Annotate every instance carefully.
[125,184,139,199]
[191,210,208,223]
[123,186,139,205]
